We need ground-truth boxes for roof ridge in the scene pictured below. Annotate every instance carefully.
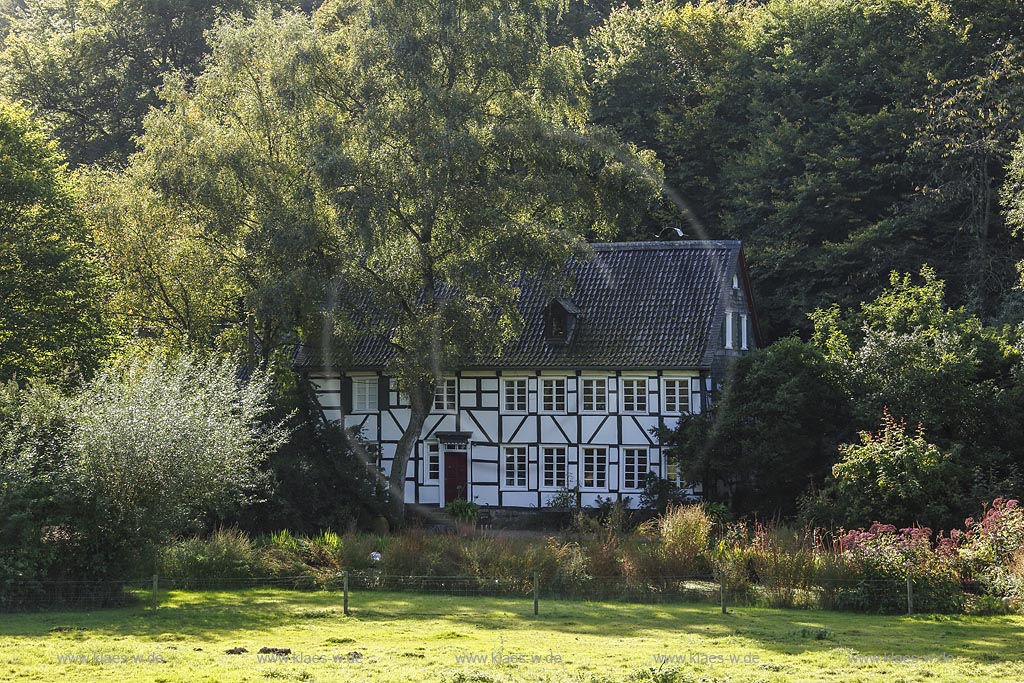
[588,240,739,251]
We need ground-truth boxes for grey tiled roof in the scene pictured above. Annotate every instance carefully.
[301,240,740,370]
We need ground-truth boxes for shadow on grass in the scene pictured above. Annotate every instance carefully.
[1,588,1022,665]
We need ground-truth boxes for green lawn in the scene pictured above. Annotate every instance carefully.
[1,588,1023,682]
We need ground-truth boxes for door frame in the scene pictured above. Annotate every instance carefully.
[440,445,470,507]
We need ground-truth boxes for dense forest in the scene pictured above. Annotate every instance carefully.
[2,0,1024,558]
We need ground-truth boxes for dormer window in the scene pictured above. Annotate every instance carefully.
[544,297,578,343]
[550,312,566,338]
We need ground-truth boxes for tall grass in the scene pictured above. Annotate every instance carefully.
[154,501,1024,614]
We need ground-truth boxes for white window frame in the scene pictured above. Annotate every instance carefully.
[623,447,649,491]
[582,446,608,490]
[389,377,409,408]
[426,442,440,481]
[434,378,457,412]
[540,378,567,413]
[503,445,528,489]
[541,445,568,489]
[352,377,378,413]
[621,377,648,413]
[663,377,691,415]
[581,377,607,413]
[665,457,682,486]
[725,311,734,350]
[503,377,528,413]
[740,313,749,350]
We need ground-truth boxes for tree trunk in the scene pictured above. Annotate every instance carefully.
[387,383,433,527]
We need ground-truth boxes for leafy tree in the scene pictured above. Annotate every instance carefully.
[76,167,239,349]
[586,0,750,237]
[661,337,851,518]
[587,0,1018,337]
[0,0,256,166]
[811,267,1023,451]
[0,99,108,382]
[907,45,1024,318]
[233,375,389,534]
[0,353,286,580]
[69,353,285,559]
[135,10,341,367]
[802,411,961,530]
[139,2,661,522]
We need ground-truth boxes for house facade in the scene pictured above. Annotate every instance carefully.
[303,240,758,509]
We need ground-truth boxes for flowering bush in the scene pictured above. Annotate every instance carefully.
[957,498,1024,605]
[836,523,963,613]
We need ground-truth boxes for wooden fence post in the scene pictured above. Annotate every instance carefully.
[343,571,350,616]
[151,574,158,612]
[720,572,727,614]
[906,575,913,615]
[533,573,539,616]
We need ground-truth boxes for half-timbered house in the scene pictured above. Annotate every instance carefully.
[302,240,758,508]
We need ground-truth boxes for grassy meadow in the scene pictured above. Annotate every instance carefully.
[1,588,1023,683]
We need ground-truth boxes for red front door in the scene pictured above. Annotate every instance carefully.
[444,451,468,504]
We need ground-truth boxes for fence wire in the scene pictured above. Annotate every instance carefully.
[1,572,975,615]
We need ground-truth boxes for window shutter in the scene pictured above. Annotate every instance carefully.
[378,376,390,410]
[341,376,353,414]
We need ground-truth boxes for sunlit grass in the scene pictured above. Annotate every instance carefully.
[1,588,1022,682]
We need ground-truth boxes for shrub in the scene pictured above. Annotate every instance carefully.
[160,528,259,586]
[657,504,713,571]
[837,523,963,613]
[958,498,1024,604]
[747,525,817,608]
[445,499,480,525]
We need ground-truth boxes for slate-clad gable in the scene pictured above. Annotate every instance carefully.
[298,240,744,370]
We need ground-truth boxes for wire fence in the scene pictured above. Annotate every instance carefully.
[1,571,981,615]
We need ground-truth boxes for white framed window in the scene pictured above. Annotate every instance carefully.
[621,378,647,413]
[541,446,567,489]
[741,313,749,350]
[389,377,409,407]
[665,458,682,485]
[581,378,607,412]
[725,311,734,350]
[434,378,456,411]
[503,445,528,488]
[623,447,649,490]
[582,446,608,490]
[541,378,566,412]
[352,377,378,412]
[732,273,740,290]
[663,378,690,414]
[503,378,527,412]
[426,443,440,481]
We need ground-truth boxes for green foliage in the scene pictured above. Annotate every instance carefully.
[160,528,260,585]
[135,1,661,518]
[640,503,712,575]
[444,499,480,525]
[639,472,688,513]
[836,524,964,614]
[808,412,960,530]
[805,267,1024,528]
[588,0,1024,335]
[663,337,851,518]
[76,167,239,349]
[0,0,257,166]
[0,352,286,581]
[233,375,390,535]
[0,99,109,382]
